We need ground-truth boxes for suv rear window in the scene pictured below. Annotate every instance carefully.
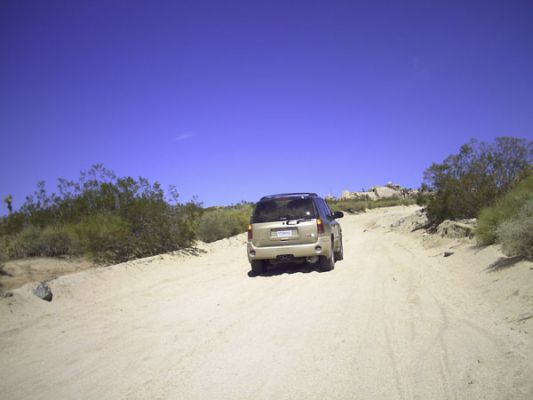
[252,198,317,223]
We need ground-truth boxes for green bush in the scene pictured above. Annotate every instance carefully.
[70,214,132,262]
[367,198,416,209]
[5,225,71,258]
[476,175,533,245]
[496,199,533,259]
[7,226,46,258]
[0,237,8,272]
[423,137,532,224]
[198,207,251,243]
[0,211,25,236]
[415,191,432,206]
[0,165,205,263]
[327,199,367,213]
[40,226,72,257]
[475,208,502,245]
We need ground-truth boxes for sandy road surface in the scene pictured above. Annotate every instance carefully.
[1,206,532,399]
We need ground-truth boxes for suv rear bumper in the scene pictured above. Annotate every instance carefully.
[247,236,332,263]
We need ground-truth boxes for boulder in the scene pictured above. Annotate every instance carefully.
[33,282,53,302]
[390,209,429,232]
[341,190,353,200]
[385,181,402,190]
[372,185,401,199]
[436,220,475,239]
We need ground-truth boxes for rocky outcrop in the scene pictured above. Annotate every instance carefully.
[341,182,418,200]
[373,185,399,199]
[348,191,378,200]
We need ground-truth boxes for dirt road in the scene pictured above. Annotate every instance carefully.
[1,206,532,399]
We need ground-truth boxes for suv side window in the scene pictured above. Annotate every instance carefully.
[315,198,329,219]
[323,199,333,217]
[313,199,323,218]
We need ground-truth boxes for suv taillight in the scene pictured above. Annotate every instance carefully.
[316,218,325,235]
[247,224,253,240]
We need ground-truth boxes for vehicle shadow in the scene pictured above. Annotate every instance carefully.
[248,262,327,277]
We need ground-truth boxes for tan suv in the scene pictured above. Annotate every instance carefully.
[247,193,344,275]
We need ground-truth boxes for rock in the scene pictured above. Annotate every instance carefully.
[390,209,429,232]
[341,190,353,200]
[341,183,422,200]
[372,185,401,199]
[443,251,454,257]
[33,282,53,302]
[353,191,378,200]
[436,220,475,239]
[385,182,402,190]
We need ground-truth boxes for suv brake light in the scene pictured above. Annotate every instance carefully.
[316,218,325,235]
[247,224,253,240]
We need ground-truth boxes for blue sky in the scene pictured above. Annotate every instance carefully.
[1,0,532,212]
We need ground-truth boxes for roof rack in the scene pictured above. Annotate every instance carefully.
[259,193,318,201]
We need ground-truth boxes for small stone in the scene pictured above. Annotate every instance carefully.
[443,251,454,257]
[33,282,53,302]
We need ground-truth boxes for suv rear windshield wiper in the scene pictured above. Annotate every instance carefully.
[284,216,313,224]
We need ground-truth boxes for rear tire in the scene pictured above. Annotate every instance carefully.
[250,260,266,276]
[334,236,344,261]
[320,241,335,271]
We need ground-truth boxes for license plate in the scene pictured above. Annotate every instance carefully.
[276,230,292,238]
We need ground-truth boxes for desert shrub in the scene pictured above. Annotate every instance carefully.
[7,226,47,258]
[173,200,203,247]
[327,199,368,213]
[123,200,200,258]
[0,211,25,236]
[476,174,533,245]
[415,187,432,206]
[7,224,72,258]
[367,198,415,209]
[496,199,533,259]
[0,237,8,271]
[475,208,502,245]
[69,213,132,262]
[40,226,72,256]
[423,137,532,224]
[0,165,205,263]
[198,206,251,243]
